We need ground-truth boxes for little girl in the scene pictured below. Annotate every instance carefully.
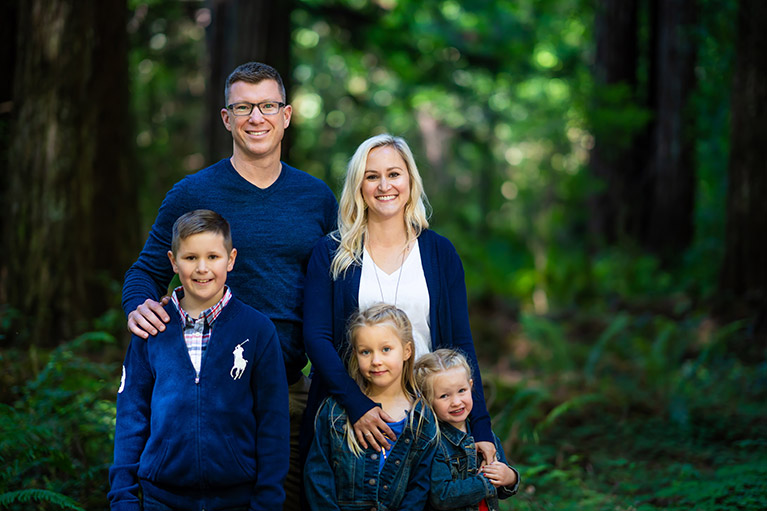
[415,349,519,511]
[304,304,438,511]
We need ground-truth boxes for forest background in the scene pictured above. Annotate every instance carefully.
[1,0,765,510]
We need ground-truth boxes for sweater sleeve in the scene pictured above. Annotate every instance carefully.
[495,435,520,499]
[303,401,342,511]
[442,237,493,443]
[303,238,376,423]
[249,324,290,511]
[108,338,154,511]
[121,180,189,316]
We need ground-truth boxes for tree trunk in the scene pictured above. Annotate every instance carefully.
[589,0,644,244]
[204,0,293,164]
[717,0,767,338]
[3,0,138,345]
[644,0,698,256]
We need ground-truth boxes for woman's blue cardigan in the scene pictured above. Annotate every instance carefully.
[302,229,492,443]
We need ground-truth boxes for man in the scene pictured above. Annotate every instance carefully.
[122,62,337,511]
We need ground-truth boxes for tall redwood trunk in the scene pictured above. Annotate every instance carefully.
[204,0,293,164]
[718,0,767,338]
[645,0,698,255]
[589,0,643,244]
[3,0,137,345]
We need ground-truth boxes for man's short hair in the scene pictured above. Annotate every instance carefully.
[171,209,233,255]
[224,62,286,104]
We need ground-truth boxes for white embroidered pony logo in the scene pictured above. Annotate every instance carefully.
[230,339,250,380]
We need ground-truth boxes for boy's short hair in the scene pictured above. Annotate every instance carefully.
[224,61,286,104]
[171,209,233,255]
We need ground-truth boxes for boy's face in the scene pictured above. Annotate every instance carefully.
[167,232,236,314]
[430,367,474,432]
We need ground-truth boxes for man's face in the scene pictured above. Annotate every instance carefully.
[221,79,292,162]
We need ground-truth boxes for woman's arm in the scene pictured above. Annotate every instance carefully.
[303,238,376,422]
[440,237,494,444]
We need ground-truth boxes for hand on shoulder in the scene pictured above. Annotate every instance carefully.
[127,297,171,338]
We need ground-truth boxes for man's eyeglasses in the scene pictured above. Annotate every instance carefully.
[227,101,286,116]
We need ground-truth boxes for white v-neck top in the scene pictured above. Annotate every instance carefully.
[359,242,431,361]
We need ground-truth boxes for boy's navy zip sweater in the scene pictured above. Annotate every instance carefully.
[108,297,289,511]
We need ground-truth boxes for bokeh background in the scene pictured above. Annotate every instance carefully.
[1,0,765,509]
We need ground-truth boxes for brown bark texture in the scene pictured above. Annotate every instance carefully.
[204,0,293,164]
[4,0,138,344]
[718,0,767,332]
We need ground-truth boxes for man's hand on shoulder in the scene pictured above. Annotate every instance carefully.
[127,297,171,338]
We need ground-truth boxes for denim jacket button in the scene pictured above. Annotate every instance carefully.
[371,453,378,460]
[370,507,376,511]
[383,484,389,491]
[405,438,410,444]
[369,478,376,485]
[395,460,400,465]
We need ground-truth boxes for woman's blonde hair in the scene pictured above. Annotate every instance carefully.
[341,304,428,455]
[330,134,431,279]
[414,349,473,408]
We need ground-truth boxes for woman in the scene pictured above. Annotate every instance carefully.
[302,133,496,463]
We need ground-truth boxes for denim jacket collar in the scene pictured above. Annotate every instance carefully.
[439,421,473,447]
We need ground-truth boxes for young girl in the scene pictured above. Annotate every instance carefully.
[415,349,519,511]
[304,304,438,511]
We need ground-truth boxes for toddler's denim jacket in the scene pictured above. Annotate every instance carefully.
[304,397,438,511]
[429,422,519,511]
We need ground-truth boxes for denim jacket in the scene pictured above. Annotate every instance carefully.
[304,397,439,511]
[429,422,519,511]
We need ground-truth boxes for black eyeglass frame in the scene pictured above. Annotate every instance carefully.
[226,101,286,116]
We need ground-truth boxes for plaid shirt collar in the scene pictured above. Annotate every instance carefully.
[170,285,232,326]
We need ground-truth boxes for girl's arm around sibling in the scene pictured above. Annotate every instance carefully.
[396,403,439,511]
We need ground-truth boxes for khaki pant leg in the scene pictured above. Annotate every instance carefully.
[283,374,310,511]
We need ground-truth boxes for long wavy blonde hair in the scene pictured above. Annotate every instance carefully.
[339,304,431,456]
[330,134,430,279]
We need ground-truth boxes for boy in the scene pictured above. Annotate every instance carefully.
[109,209,289,511]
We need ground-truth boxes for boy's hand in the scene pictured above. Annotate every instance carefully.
[476,441,497,467]
[127,297,171,338]
[480,461,517,488]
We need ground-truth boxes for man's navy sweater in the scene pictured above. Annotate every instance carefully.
[121,159,338,383]
[108,297,289,511]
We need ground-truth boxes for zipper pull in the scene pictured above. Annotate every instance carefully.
[195,376,200,384]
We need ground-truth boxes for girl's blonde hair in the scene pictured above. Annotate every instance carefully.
[413,349,473,408]
[330,134,431,279]
[340,304,427,455]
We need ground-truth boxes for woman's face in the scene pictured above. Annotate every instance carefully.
[361,145,411,223]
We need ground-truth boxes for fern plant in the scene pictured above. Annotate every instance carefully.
[0,332,118,510]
